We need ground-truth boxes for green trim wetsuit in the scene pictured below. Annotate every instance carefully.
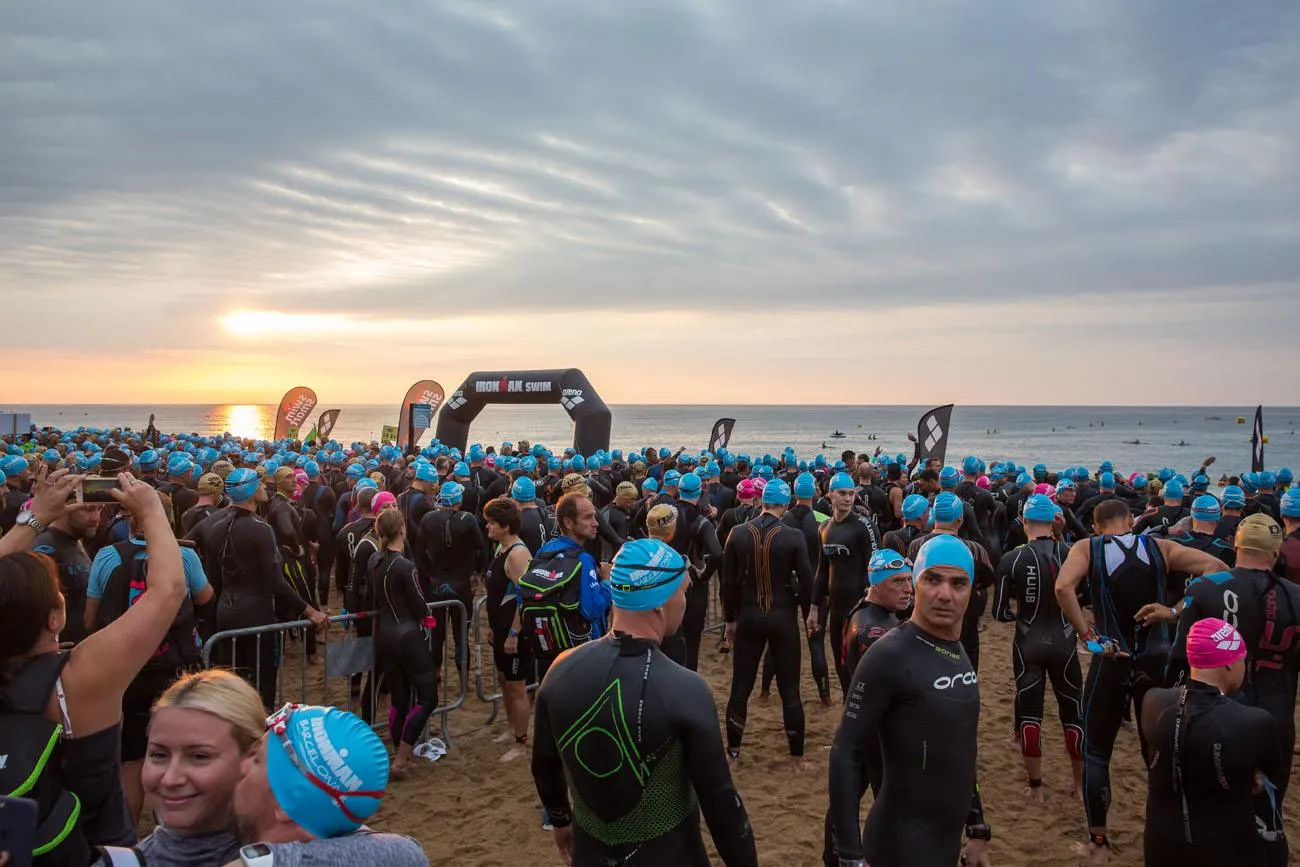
[531,632,757,867]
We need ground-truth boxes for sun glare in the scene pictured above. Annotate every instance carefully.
[221,309,353,338]
[218,403,273,440]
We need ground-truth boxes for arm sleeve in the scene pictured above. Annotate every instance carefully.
[813,525,830,616]
[334,527,353,599]
[268,501,300,550]
[530,683,573,827]
[400,561,428,622]
[681,678,758,867]
[415,514,437,579]
[469,516,489,573]
[86,546,120,600]
[180,547,209,595]
[721,529,741,622]
[828,643,896,861]
[577,553,611,625]
[992,555,1015,622]
[1166,585,1199,686]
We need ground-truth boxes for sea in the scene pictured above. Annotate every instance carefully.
[5,404,1298,477]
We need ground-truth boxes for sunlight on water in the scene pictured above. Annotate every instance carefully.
[216,404,274,440]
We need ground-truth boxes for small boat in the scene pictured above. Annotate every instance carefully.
[1205,416,1222,420]
[1124,439,1141,445]
[829,430,847,439]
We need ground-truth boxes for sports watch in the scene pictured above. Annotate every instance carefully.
[239,843,274,866]
[17,510,48,534]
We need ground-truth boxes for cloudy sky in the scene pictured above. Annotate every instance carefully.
[3,0,1299,406]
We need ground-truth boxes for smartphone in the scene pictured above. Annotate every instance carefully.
[77,476,119,504]
[0,795,37,867]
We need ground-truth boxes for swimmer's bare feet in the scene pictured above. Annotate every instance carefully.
[758,690,770,703]
[1071,839,1111,865]
[790,756,808,774]
[1025,783,1048,803]
[500,744,526,763]
[820,695,834,708]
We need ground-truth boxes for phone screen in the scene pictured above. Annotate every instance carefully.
[79,476,119,504]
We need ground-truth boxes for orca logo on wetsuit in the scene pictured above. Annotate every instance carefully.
[933,671,978,690]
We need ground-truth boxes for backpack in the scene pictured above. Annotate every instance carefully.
[344,530,379,613]
[94,541,200,672]
[0,652,85,861]
[517,545,590,656]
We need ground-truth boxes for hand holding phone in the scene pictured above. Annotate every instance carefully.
[76,476,120,505]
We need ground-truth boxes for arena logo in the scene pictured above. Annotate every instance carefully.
[933,671,978,690]
[561,388,585,411]
[475,378,554,394]
[445,390,468,410]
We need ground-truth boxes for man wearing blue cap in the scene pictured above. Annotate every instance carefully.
[955,456,1000,559]
[1247,471,1283,523]
[1054,499,1229,860]
[1279,489,1300,584]
[904,492,995,671]
[661,471,724,671]
[0,452,33,532]
[720,478,815,771]
[881,494,930,555]
[1167,495,1236,567]
[415,480,488,676]
[992,494,1084,801]
[808,472,882,696]
[1215,485,1247,542]
[227,703,428,866]
[829,534,992,867]
[532,538,758,867]
[1133,479,1190,536]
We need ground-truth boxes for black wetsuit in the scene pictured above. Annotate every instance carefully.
[266,493,318,656]
[416,507,488,672]
[905,531,995,671]
[825,597,902,864]
[195,508,310,709]
[395,485,431,557]
[518,505,554,554]
[1168,529,1236,568]
[371,549,437,747]
[993,539,1084,765]
[32,527,92,645]
[827,621,986,867]
[813,512,881,694]
[1136,505,1190,535]
[1170,566,1300,862]
[1214,513,1244,543]
[761,503,830,699]
[955,479,1000,559]
[721,512,813,758]
[880,524,925,561]
[1078,533,1173,833]
[717,503,760,545]
[180,502,221,537]
[485,540,529,681]
[1141,681,1280,867]
[531,633,758,867]
[663,501,723,671]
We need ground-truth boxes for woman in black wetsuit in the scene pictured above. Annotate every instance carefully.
[482,497,533,761]
[369,509,438,778]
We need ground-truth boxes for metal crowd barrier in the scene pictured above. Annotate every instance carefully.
[201,598,468,745]
[473,594,542,727]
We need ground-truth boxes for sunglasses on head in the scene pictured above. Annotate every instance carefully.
[871,557,912,572]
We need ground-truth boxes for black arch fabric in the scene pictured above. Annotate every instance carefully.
[435,369,612,455]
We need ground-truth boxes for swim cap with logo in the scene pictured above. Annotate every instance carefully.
[829,472,855,492]
[1281,490,1300,519]
[932,492,963,523]
[225,468,260,503]
[762,479,792,506]
[608,539,688,611]
[868,549,912,586]
[1191,495,1221,522]
[901,494,929,521]
[1235,513,1282,554]
[437,482,464,506]
[511,477,537,502]
[794,472,817,499]
[1185,617,1247,670]
[1023,494,1056,523]
[913,534,974,583]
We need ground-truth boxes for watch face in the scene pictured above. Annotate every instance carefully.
[241,843,273,857]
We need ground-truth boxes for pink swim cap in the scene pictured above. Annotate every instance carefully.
[1186,617,1247,670]
[736,478,758,499]
[1033,483,1055,499]
[976,475,990,490]
[370,491,397,512]
[752,477,768,493]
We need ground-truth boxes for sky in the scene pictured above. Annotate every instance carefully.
[3,0,1299,406]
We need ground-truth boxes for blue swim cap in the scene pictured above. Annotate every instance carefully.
[1163,480,1185,500]
[1016,472,1033,488]
[939,467,960,488]
[1099,460,1114,474]
[353,478,378,493]
[1191,495,1221,521]
[828,472,855,492]
[913,534,974,583]
[438,482,464,505]
[1191,473,1209,491]
[414,461,437,483]
[225,468,260,503]
[868,549,912,586]
[678,473,702,499]
[762,479,792,506]
[797,459,808,472]
[1155,468,1173,483]
[1258,471,1277,488]
[962,456,981,475]
[1278,467,1294,486]
[1099,471,1115,490]
[1241,473,1258,494]
[1222,485,1246,509]
[303,460,320,479]
[1075,468,1090,482]
[933,492,963,523]
[452,461,469,478]
[663,470,682,487]
[586,455,601,471]
[345,463,365,480]
[756,465,774,480]
[42,449,60,463]
[658,448,671,459]
[1023,494,1057,523]
[642,477,659,494]
[608,539,688,612]
[902,494,929,521]
[511,477,536,502]
[833,460,846,472]
[1281,490,1300,519]
[1132,475,1148,490]
[139,449,159,470]
[793,472,817,499]
[365,459,379,471]
[265,704,388,840]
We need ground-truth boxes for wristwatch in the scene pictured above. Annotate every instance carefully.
[966,823,993,841]
[17,510,48,534]
[240,843,274,865]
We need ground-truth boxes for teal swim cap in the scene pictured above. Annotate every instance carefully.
[608,539,688,611]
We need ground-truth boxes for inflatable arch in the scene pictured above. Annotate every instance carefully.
[434,369,612,455]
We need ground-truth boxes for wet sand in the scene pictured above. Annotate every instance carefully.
[349,618,1300,866]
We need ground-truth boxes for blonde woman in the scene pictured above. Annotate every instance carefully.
[135,669,265,864]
